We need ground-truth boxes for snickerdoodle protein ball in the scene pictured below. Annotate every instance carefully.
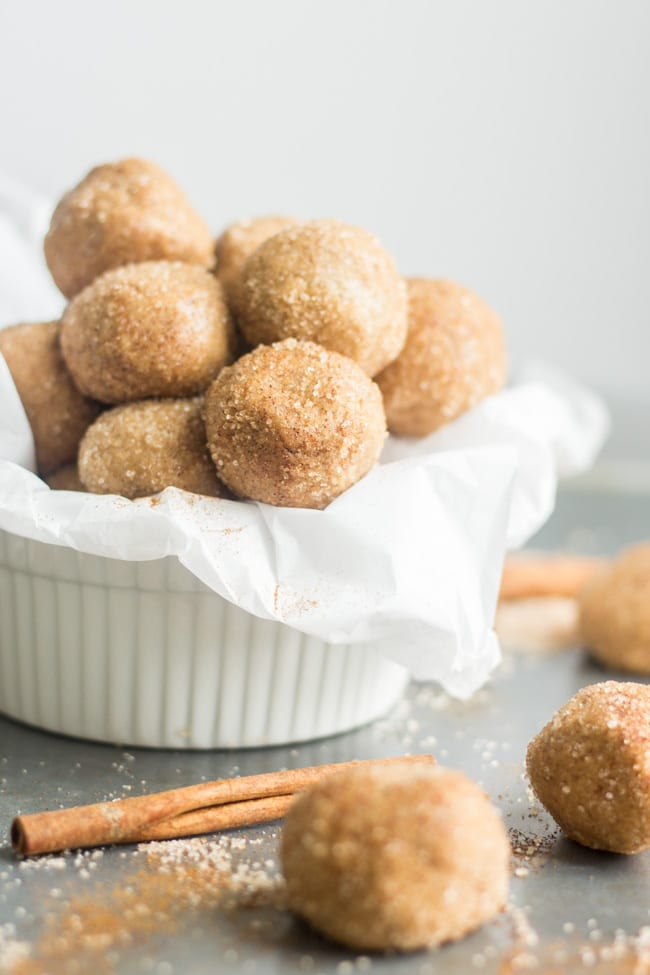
[375,278,507,436]
[233,220,408,377]
[0,321,101,473]
[203,339,386,509]
[44,158,214,298]
[527,681,650,854]
[281,764,510,952]
[578,544,650,673]
[45,464,85,492]
[215,215,299,303]
[61,261,235,403]
[78,398,229,499]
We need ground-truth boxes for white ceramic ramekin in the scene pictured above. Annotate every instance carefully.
[0,529,409,749]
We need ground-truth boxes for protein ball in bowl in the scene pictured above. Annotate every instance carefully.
[526,682,650,854]
[61,261,235,403]
[45,464,85,492]
[376,278,507,436]
[281,764,510,952]
[215,215,299,303]
[78,398,229,499]
[0,321,102,473]
[578,544,650,674]
[233,220,408,377]
[44,158,214,298]
[204,339,386,509]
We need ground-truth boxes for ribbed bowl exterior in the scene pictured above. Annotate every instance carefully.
[0,530,409,748]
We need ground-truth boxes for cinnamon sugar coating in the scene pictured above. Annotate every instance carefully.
[44,158,214,298]
[215,215,299,303]
[233,220,408,377]
[78,398,228,499]
[45,464,85,492]
[281,765,510,951]
[203,339,386,509]
[0,321,101,473]
[61,261,235,404]
[578,544,650,673]
[527,681,650,853]
[376,278,507,436]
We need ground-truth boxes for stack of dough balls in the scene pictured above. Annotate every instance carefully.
[0,156,509,506]
[280,764,510,951]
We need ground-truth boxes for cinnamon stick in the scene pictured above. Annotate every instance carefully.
[499,553,607,602]
[136,794,296,841]
[11,754,434,857]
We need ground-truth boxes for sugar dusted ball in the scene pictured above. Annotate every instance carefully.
[78,398,228,499]
[376,278,507,436]
[233,220,408,377]
[203,339,386,509]
[215,215,299,302]
[61,261,234,404]
[44,158,214,298]
[579,544,650,673]
[281,764,509,952]
[527,681,650,853]
[0,321,101,473]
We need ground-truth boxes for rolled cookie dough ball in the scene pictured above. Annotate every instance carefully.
[61,261,234,403]
[45,464,85,492]
[578,544,650,673]
[233,220,407,377]
[45,158,214,298]
[215,215,299,302]
[375,278,507,436]
[281,764,510,951]
[0,321,101,473]
[527,681,650,853]
[203,339,386,509]
[78,398,228,499]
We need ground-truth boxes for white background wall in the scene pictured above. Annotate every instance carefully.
[0,0,648,447]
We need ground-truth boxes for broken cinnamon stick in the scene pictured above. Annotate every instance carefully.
[499,552,607,602]
[11,754,434,857]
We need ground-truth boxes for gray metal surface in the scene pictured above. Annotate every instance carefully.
[1,486,649,974]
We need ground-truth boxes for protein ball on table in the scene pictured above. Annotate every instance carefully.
[0,321,102,473]
[376,279,507,436]
[233,220,408,377]
[578,544,650,674]
[61,262,235,403]
[281,764,510,952]
[526,681,650,854]
[203,339,386,509]
[215,215,299,303]
[44,158,214,298]
[78,398,229,500]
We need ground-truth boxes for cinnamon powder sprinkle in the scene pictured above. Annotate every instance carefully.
[508,826,559,873]
[5,836,285,975]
